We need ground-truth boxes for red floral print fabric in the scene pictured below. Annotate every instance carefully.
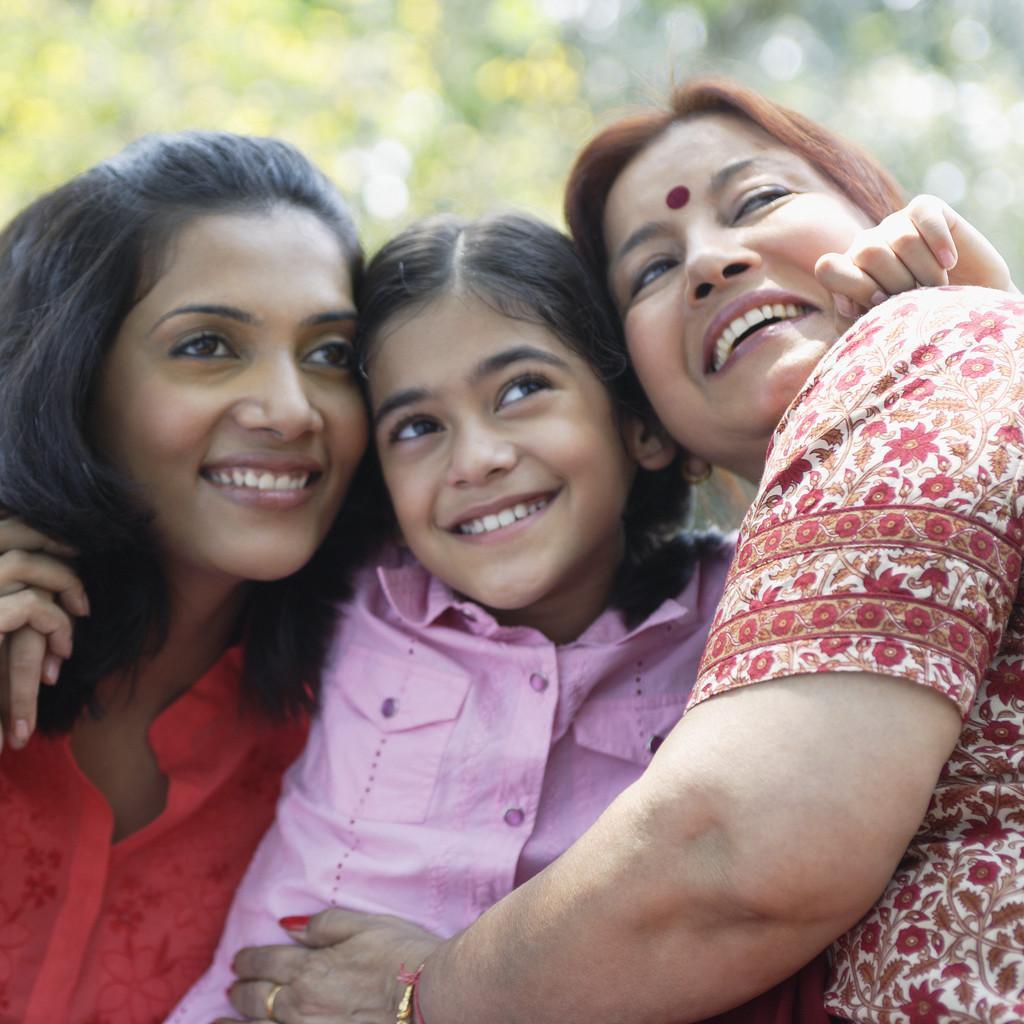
[0,647,306,1024]
[693,287,1024,1023]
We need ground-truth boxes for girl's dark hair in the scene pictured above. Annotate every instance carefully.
[356,211,717,625]
[0,130,370,732]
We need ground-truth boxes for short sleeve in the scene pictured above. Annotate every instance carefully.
[691,286,1024,715]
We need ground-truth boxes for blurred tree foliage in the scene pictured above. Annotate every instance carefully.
[4,0,1020,528]
[3,0,1022,270]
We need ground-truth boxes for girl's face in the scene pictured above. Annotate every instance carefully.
[603,113,872,481]
[93,207,367,594]
[368,291,670,643]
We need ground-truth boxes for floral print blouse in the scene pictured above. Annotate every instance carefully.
[693,287,1024,1024]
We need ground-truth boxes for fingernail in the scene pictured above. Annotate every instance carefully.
[279,915,311,931]
[939,247,956,270]
[834,295,856,319]
[870,290,888,307]
[75,592,91,616]
[43,655,62,685]
[13,719,30,746]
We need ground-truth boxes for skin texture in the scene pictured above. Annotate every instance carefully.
[368,291,670,644]
[94,208,366,594]
[603,113,871,481]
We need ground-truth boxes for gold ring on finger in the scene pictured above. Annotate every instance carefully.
[265,982,284,1021]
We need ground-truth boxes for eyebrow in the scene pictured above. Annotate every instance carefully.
[610,156,760,269]
[149,305,357,334]
[372,345,570,426]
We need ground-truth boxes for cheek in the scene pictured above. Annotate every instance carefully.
[323,391,370,470]
[770,199,866,271]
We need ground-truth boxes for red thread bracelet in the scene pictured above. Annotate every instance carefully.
[396,962,425,1023]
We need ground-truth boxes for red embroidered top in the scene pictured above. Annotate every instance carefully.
[693,287,1024,1024]
[0,647,306,1024]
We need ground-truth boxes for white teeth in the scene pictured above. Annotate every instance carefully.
[456,498,550,536]
[710,303,812,373]
[208,469,310,491]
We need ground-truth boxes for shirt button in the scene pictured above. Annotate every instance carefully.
[646,734,664,755]
[503,807,525,827]
[380,697,398,718]
[529,672,548,692]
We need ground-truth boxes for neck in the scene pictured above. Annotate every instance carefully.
[488,535,624,646]
[96,566,248,716]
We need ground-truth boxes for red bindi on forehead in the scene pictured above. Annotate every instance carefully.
[665,185,690,210]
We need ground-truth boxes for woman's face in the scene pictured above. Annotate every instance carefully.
[93,206,367,592]
[603,113,872,480]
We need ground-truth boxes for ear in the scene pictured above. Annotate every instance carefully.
[622,416,677,471]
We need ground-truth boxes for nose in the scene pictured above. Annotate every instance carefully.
[445,421,517,487]
[685,227,760,306]
[233,359,324,440]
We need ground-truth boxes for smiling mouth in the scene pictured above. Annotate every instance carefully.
[454,496,552,536]
[203,468,316,492]
[710,302,815,373]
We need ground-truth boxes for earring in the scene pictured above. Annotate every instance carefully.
[681,457,712,486]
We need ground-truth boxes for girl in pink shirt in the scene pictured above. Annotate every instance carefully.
[170,211,736,1022]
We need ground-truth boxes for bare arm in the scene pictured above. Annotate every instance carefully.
[418,670,961,1023]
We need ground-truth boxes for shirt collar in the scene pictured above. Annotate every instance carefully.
[375,549,697,646]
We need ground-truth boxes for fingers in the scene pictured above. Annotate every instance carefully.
[226,978,291,1023]
[816,195,958,317]
[0,587,74,656]
[0,588,75,751]
[4,629,50,749]
[814,253,886,318]
[0,549,90,616]
[232,943,306,983]
[297,907,375,948]
[0,517,77,560]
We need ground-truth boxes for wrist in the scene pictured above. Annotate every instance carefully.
[396,962,425,1024]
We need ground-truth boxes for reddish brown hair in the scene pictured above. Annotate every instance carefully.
[564,77,906,289]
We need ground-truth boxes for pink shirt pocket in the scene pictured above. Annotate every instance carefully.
[571,693,688,764]
[321,645,471,823]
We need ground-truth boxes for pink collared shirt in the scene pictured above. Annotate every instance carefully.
[169,543,733,1021]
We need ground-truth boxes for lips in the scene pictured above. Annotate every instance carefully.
[448,491,557,537]
[200,454,323,495]
[703,290,819,374]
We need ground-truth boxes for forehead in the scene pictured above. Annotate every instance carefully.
[148,207,352,301]
[604,114,834,238]
[369,292,571,391]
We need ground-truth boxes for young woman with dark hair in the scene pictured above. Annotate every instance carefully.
[0,130,372,1022]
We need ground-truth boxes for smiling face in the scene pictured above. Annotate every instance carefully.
[368,291,667,643]
[93,206,367,596]
[603,113,872,481]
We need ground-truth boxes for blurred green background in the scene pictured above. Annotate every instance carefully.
[3,0,1023,271]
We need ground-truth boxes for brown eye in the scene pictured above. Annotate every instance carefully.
[734,187,790,222]
[631,257,678,298]
[306,339,355,369]
[172,332,232,358]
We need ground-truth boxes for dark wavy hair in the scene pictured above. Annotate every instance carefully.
[0,130,373,732]
[355,211,719,625]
